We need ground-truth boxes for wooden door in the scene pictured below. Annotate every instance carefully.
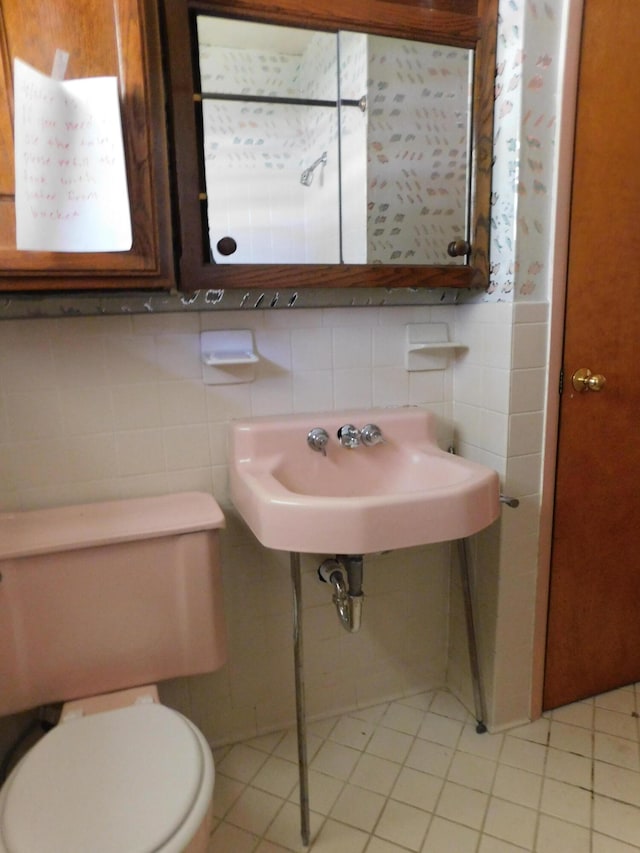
[0,0,173,291]
[543,0,640,709]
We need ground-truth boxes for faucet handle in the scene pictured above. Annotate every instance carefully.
[360,423,385,447]
[337,424,361,449]
[307,427,330,456]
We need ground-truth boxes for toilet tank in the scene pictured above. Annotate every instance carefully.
[0,493,227,717]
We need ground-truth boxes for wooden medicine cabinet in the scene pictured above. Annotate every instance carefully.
[0,0,173,292]
[162,0,498,291]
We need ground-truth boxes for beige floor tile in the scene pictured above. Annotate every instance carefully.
[380,701,426,735]
[246,730,287,755]
[328,715,375,750]
[500,736,547,775]
[593,794,640,847]
[329,782,386,832]
[375,799,432,851]
[435,781,489,831]
[255,841,292,853]
[544,747,591,788]
[593,760,640,807]
[483,797,537,849]
[595,688,635,715]
[458,723,504,760]
[422,816,479,853]
[367,838,415,853]
[264,801,323,851]
[417,711,464,747]
[349,752,402,795]
[212,773,246,818]
[551,701,594,730]
[594,731,640,770]
[429,690,472,722]
[289,769,344,815]
[225,786,285,836]
[592,833,640,852]
[217,743,270,783]
[310,818,369,852]
[548,721,593,758]
[390,766,443,812]
[208,684,640,853]
[208,821,259,853]
[252,755,300,799]
[492,764,543,809]
[508,716,550,746]
[539,777,592,827]
[447,750,497,793]
[275,729,324,764]
[535,814,590,853]
[405,737,454,778]
[366,726,414,763]
[594,707,639,741]
[310,740,361,780]
[478,836,529,852]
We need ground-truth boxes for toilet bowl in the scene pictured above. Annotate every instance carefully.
[0,493,227,853]
[0,700,213,853]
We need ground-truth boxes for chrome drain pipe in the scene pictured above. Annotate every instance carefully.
[318,555,364,633]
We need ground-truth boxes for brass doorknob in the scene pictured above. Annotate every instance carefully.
[572,367,607,392]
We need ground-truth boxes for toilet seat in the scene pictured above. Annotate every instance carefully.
[0,704,214,853]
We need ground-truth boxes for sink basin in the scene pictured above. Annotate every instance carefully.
[229,407,500,554]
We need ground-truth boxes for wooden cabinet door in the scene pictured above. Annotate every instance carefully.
[0,0,173,291]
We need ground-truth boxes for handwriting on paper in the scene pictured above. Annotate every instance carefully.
[14,58,132,252]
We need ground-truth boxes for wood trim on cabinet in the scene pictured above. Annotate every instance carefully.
[468,0,498,288]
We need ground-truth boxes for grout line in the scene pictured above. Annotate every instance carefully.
[208,687,640,852]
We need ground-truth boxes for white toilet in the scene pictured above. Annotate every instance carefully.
[0,492,227,853]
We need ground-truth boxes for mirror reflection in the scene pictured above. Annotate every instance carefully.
[196,17,473,266]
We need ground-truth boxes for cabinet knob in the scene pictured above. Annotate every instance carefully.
[216,236,237,256]
[447,239,471,257]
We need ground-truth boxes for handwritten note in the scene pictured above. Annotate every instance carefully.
[13,58,132,252]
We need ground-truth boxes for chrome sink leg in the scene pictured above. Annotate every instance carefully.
[457,538,488,734]
[290,552,310,846]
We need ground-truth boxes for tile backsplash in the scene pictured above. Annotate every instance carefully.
[0,305,462,746]
[0,306,455,510]
[0,298,547,742]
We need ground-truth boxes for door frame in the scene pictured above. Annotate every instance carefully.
[530,0,585,719]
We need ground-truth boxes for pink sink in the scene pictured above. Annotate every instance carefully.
[229,408,500,555]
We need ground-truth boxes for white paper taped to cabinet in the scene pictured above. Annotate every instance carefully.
[13,57,132,253]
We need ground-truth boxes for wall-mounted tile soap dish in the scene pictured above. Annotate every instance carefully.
[200,330,258,384]
[405,323,466,371]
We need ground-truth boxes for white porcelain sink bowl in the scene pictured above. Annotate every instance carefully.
[229,408,500,554]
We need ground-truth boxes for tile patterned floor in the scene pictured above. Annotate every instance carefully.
[208,685,640,852]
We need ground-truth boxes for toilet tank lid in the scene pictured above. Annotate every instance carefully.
[0,492,225,560]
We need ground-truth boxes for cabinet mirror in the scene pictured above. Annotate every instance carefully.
[163,0,497,290]
[198,17,471,266]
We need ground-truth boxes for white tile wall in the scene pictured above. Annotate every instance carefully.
[0,292,552,741]
[0,305,459,747]
[450,301,549,729]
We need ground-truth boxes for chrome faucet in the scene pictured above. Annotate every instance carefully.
[337,423,386,449]
[337,424,361,449]
[307,427,330,456]
[360,423,385,447]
